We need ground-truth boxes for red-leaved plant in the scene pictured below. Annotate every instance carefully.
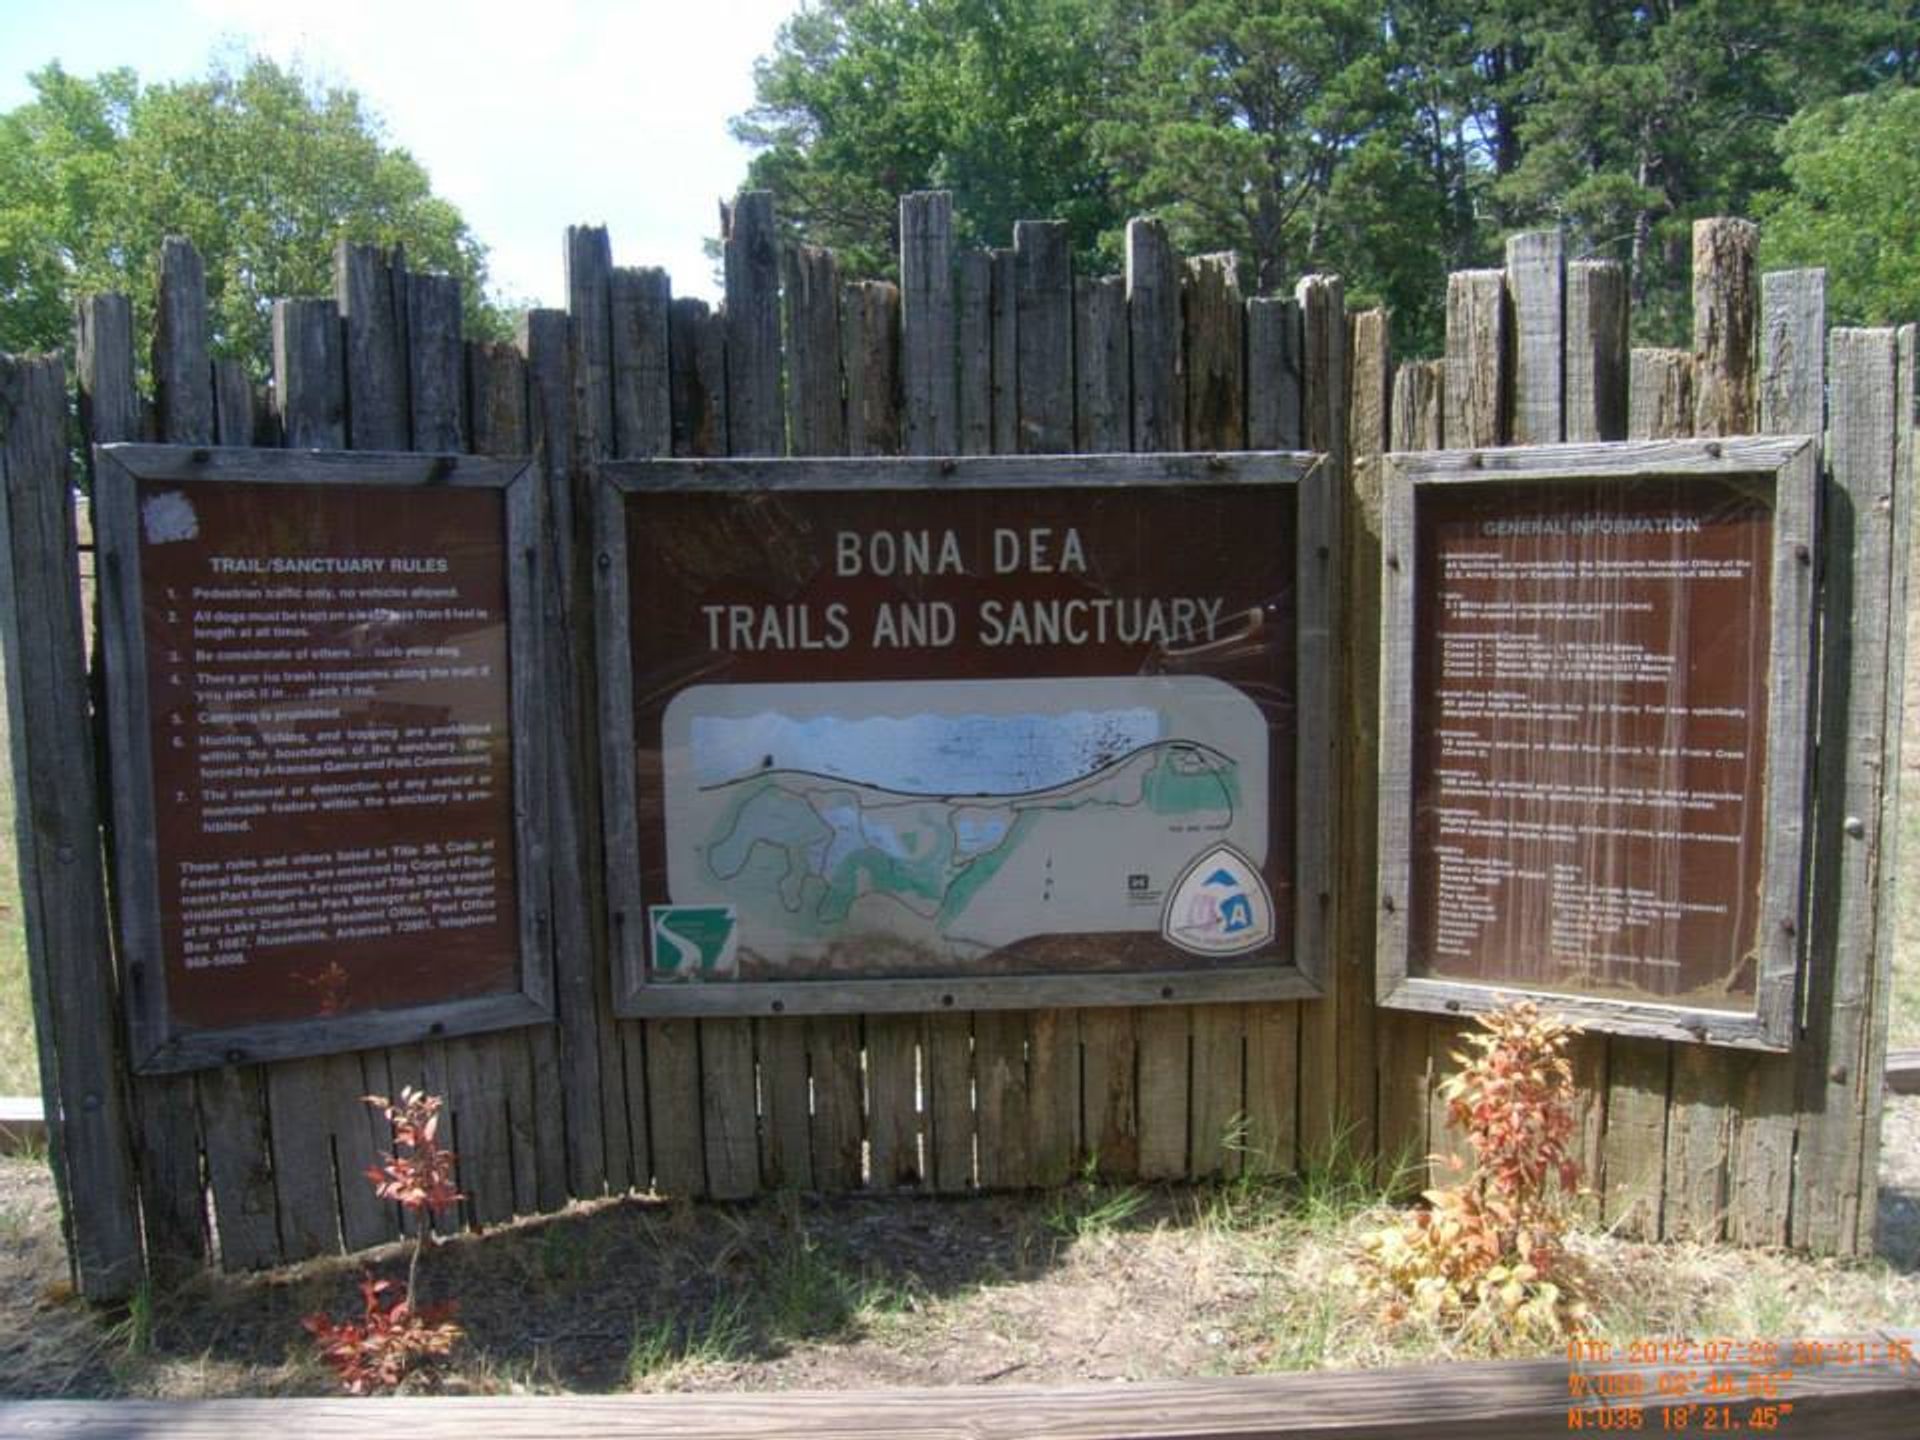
[302,1088,465,1393]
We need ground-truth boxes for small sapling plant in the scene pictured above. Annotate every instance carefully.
[303,1087,464,1393]
[1359,999,1589,1344]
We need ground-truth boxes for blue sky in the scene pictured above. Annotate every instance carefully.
[0,0,806,304]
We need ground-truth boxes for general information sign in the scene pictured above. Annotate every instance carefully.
[598,455,1328,1016]
[1377,439,1817,1049]
[98,448,551,1071]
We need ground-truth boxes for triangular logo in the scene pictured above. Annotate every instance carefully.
[1160,843,1275,957]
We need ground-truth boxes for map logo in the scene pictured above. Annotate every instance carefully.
[1161,844,1275,956]
[648,905,740,981]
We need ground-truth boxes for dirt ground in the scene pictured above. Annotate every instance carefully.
[2,1098,1917,1400]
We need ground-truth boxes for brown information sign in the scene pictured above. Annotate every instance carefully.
[98,448,552,1072]
[598,455,1329,1017]
[1378,440,1817,1049]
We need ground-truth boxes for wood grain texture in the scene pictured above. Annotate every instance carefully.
[272,299,346,449]
[406,272,465,451]
[1794,327,1910,1254]
[1389,360,1442,452]
[700,1019,759,1201]
[669,298,728,458]
[1184,254,1244,450]
[900,192,957,456]
[0,355,145,1298]
[334,241,409,449]
[1026,1008,1078,1186]
[1014,220,1072,454]
[76,294,143,459]
[955,251,994,456]
[610,266,672,460]
[8,1338,1920,1439]
[1565,259,1627,443]
[784,246,845,457]
[1503,230,1563,445]
[467,341,530,457]
[194,1066,280,1269]
[1443,269,1507,449]
[1242,1002,1297,1176]
[1627,349,1694,440]
[1691,218,1758,437]
[841,282,900,457]
[1136,1005,1190,1180]
[972,1010,1031,1189]
[808,1014,864,1190]
[1078,1008,1138,1178]
[723,192,784,456]
[153,238,213,445]
[1073,276,1127,453]
[923,1013,974,1192]
[565,226,614,461]
[866,1015,923,1189]
[1126,219,1183,452]
[1662,1045,1732,1241]
[211,358,253,448]
[1600,1037,1669,1239]
[1246,296,1304,451]
[1188,1004,1246,1177]
[755,1017,812,1190]
[644,1017,705,1197]
[989,247,1018,455]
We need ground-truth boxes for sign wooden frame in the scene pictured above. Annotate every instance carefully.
[96,445,553,1073]
[1376,436,1818,1050]
[595,452,1332,1018]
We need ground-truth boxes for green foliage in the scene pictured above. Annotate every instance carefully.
[0,55,502,366]
[1759,86,1920,327]
[735,1,1914,356]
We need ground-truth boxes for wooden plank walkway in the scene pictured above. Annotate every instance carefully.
[5,1333,1917,1439]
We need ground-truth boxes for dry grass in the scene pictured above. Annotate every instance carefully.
[2,1134,1917,1401]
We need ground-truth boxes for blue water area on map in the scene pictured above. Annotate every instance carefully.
[690,707,1165,797]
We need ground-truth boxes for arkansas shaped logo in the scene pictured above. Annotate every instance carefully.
[1160,843,1275,957]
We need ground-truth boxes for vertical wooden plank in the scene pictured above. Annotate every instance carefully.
[194,1066,280,1269]
[1243,1001,1297,1177]
[755,1017,813,1190]
[1295,273,1348,1163]
[466,341,530,458]
[1079,1008,1138,1178]
[610,266,672,460]
[989,247,1018,455]
[1189,1005,1246,1177]
[1857,322,1915,1254]
[1565,260,1628,443]
[955,251,994,457]
[723,191,784,456]
[1073,276,1127,453]
[808,1014,864,1190]
[1691,218,1759,437]
[1126,218,1184,452]
[841,281,901,457]
[318,1051,400,1246]
[1602,1039,1672,1239]
[211,358,253,448]
[699,1020,759,1201]
[406,272,465,451]
[521,305,612,1201]
[271,299,346,449]
[0,353,146,1298]
[265,1060,341,1257]
[1014,220,1072,454]
[866,1016,923,1189]
[75,294,143,454]
[1628,349,1694,440]
[1444,269,1508,449]
[1662,1049,1732,1241]
[668,298,728,458]
[565,226,615,462]
[900,192,957,456]
[1504,230,1564,445]
[645,1018,706,1197]
[1183,254,1245,450]
[153,237,214,445]
[1724,267,1826,1248]
[1565,1036,1608,1222]
[973,1010,1031,1189]
[1348,310,1392,461]
[924,1012,974,1191]
[1136,1006,1190,1180]
[1795,326,1910,1254]
[1026,1008,1078,1188]
[1388,360,1443,452]
[784,246,845,457]
[334,241,409,449]
[1246,297,1303,451]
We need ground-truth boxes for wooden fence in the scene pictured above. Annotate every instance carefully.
[0,192,1909,1300]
